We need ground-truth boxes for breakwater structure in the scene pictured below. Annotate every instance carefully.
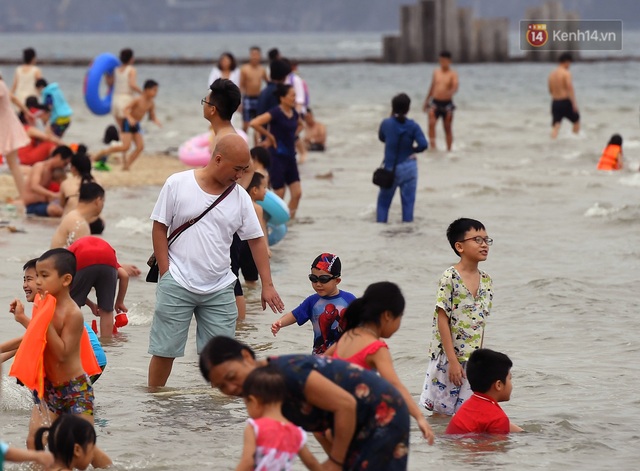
[382,0,579,63]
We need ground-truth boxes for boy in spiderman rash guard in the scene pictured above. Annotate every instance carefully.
[271,253,356,354]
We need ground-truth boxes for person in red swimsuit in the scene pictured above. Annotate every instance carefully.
[325,281,434,444]
[446,348,524,434]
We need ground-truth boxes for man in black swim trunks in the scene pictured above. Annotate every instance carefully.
[423,51,459,151]
[548,52,580,139]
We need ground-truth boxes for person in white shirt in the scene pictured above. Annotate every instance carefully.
[148,133,284,388]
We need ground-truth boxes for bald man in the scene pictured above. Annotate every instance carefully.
[148,134,284,388]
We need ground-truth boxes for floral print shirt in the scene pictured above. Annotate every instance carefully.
[428,266,493,362]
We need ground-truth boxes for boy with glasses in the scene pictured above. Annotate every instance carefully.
[271,253,355,355]
[420,218,494,416]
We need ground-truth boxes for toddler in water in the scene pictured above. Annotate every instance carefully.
[35,414,97,471]
[271,253,355,354]
[420,218,494,416]
[326,281,434,443]
[237,365,321,471]
[596,134,623,171]
[446,348,523,434]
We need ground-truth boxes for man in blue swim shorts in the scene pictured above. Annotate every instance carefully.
[22,145,72,217]
[240,46,268,139]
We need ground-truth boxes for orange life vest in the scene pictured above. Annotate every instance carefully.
[597,144,622,170]
[9,294,102,398]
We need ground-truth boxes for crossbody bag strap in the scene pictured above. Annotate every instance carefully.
[166,182,237,247]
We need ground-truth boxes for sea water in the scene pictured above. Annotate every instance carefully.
[1,32,640,470]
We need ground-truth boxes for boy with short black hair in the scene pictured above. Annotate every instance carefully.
[271,253,355,354]
[50,182,105,248]
[238,172,270,289]
[445,348,523,434]
[35,78,73,137]
[93,79,161,170]
[420,218,494,415]
[12,248,112,467]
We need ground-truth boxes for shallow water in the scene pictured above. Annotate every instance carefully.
[2,32,640,470]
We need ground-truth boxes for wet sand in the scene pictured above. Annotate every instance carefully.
[0,153,188,202]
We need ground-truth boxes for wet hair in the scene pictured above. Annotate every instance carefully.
[447,218,486,256]
[559,52,573,63]
[217,52,237,71]
[269,59,291,82]
[119,48,133,63]
[103,125,120,144]
[51,145,73,161]
[79,182,105,203]
[268,48,280,61]
[71,151,94,184]
[439,50,452,59]
[23,48,36,64]
[247,171,265,193]
[250,146,270,170]
[275,83,292,101]
[37,248,76,278]
[250,46,261,53]
[89,218,105,235]
[35,78,48,89]
[23,258,38,271]
[35,414,96,469]
[343,281,404,331]
[608,134,623,146]
[242,364,286,404]
[25,95,39,109]
[391,93,411,124]
[143,79,158,90]
[208,78,241,121]
[199,336,256,381]
[466,348,513,393]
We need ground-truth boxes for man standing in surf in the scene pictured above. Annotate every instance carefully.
[423,50,458,151]
[548,52,580,139]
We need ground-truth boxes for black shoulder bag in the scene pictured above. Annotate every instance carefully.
[372,133,403,189]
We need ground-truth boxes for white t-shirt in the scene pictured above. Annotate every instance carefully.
[151,170,263,294]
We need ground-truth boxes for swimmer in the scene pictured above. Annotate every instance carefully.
[92,80,161,171]
[240,46,268,138]
[549,52,580,139]
[423,50,458,151]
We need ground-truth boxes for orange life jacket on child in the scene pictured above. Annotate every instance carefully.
[597,144,622,170]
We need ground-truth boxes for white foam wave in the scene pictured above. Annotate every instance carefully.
[619,173,640,187]
[584,202,622,217]
[0,375,33,411]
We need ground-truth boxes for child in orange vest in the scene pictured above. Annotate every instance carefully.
[597,134,623,170]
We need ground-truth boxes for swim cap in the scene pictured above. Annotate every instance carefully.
[311,253,341,277]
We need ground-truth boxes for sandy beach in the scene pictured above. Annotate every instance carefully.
[0,153,187,202]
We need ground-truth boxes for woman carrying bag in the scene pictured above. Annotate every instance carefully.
[376,93,428,223]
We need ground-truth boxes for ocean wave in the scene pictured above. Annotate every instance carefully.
[619,173,640,187]
[584,202,622,217]
[115,217,152,235]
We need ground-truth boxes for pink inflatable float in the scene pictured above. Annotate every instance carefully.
[178,129,248,167]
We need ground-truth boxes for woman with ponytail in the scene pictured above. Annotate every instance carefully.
[34,415,97,471]
[61,145,95,214]
[326,281,435,444]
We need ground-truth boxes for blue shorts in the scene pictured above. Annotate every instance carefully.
[26,202,50,217]
[269,152,300,190]
[122,118,141,134]
[242,95,259,122]
[148,271,237,358]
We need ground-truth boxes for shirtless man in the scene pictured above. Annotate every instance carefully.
[548,52,580,139]
[93,79,161,170]
[303,108,327,152]
[50,182,104,249]
[239,47,268,136]
[22,145,72,217]
[423,51,459,151]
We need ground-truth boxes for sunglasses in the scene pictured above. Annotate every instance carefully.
[308,274,338,284]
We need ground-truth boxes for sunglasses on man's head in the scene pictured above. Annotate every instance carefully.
[308,274,337,284]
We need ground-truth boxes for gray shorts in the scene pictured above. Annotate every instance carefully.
[70,264,118,312]
[148,271,237,358]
